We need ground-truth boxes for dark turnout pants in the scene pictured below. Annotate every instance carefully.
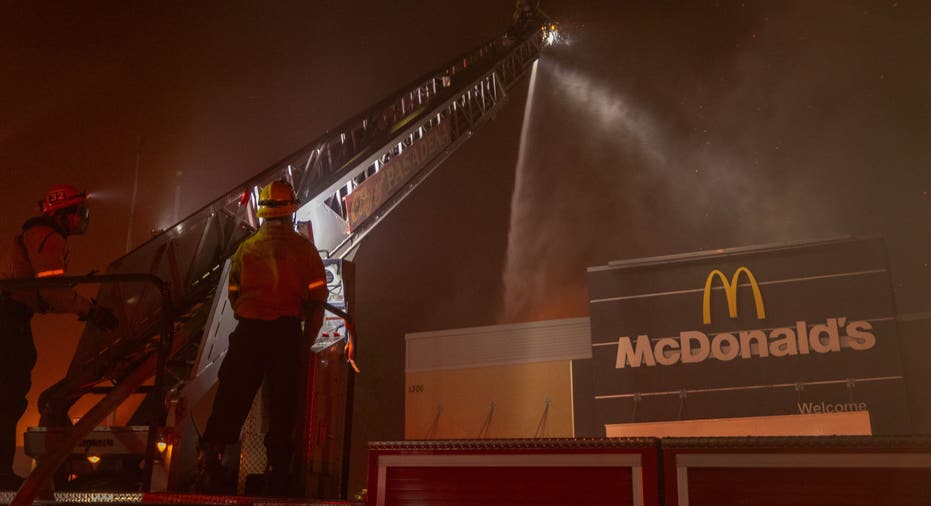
[0,300,36,476]
[203,316,303,471]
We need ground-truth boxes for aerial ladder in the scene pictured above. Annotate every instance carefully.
[11,11,555,504]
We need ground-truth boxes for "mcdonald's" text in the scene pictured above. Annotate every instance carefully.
[615,317,876,368]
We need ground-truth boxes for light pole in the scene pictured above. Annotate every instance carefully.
[125,136,143,253]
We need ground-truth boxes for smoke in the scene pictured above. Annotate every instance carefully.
[86,189,124,202]
[499,1,931,322]
[500,48,779,321]
[500,52,681,322]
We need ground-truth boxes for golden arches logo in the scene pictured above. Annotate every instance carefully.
[702,266,766,325]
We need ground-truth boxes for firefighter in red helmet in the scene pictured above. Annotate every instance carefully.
[194,180,327,496]
[0,184,118,489]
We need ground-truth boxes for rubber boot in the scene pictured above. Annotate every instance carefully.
[0,422,24,491]
[0,472,23,491]
[191,441,230,494]
[262,464,291,497]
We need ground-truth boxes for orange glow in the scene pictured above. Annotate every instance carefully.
[606,412,872,438]
[36,269,65,278]
[345,334,360,373]
[86,455,101,464]
[308,280,325,290]
[156,441,168,452]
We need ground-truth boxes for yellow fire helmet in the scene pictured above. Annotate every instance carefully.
[257,180,299,218]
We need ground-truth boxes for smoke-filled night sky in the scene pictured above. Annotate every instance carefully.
[2,0,928,492]
[502,1,930,321]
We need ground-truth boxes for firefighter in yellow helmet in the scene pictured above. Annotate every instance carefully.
[0,184,118,490]
[195,180,327,496]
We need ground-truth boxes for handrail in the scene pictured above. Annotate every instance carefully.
[1,274,173,505]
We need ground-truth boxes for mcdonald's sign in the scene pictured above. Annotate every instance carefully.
[612,267,876,368]
[702,267,765,325]
[582,237,910,436]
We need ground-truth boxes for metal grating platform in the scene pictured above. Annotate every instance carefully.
[0,491,361,506]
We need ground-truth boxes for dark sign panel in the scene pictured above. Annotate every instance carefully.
[573,237,909,436]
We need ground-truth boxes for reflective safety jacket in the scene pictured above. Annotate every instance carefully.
[228,219,328,321]
[0,217,93,316]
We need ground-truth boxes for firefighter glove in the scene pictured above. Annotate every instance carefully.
[82,304,119,331]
